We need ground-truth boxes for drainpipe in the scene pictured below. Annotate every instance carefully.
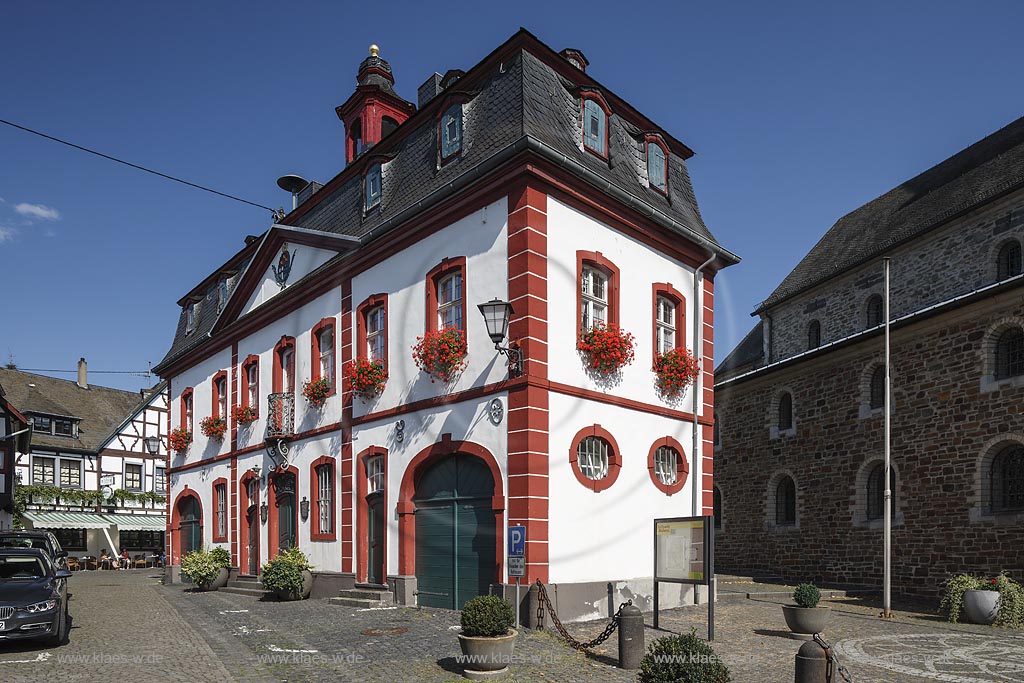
[692,253,716,518]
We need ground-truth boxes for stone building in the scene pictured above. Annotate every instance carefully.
[714,116,1024,596]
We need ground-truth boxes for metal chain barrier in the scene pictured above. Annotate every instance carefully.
[535,580,631,651]
[813,633,854,683]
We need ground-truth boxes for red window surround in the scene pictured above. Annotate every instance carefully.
[180,388,194,433]
[644,134,670,196]
[238,469,260,576]
[170,488,202,566]
[576,250,620,342]
[311,318,337,396]
[240,355,259,411]
[212,477,228,543]
[355,446,388,583]
[272,336,296,393]
[580,90,612,160]
[424,256,467,334]
[652,283,686,359]
[211,370,228,419]
[309,455,337,542]
[356,293,389,371]
[647,436,688,496]
[568,424,622,493]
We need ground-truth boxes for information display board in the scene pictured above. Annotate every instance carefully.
[655,518,706,583]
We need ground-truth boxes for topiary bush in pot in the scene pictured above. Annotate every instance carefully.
[793,583,821,608]
[457,595,518,676]
[180,549,219,591]
[782,582,830,638]
[208,546,232,589]
[260,547,314,600]
[638,630,731,683]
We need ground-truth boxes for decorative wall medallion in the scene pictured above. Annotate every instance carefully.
[271,245,297,289]
[488,398,504,425]
[395,419,405,443]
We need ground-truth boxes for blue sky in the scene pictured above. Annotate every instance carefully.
[2,1,1022,392]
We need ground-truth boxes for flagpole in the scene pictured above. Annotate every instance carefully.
[883,256,892,619]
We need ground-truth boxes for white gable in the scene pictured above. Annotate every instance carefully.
[241,244,339,317]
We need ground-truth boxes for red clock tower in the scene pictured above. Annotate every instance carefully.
[336,45,416,164]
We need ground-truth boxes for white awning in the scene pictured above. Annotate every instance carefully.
[23,511,112,529]
[103,514,166,531]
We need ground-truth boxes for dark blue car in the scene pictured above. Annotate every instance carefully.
[0,548,72,645]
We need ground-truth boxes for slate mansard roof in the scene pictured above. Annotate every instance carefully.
[157,29,737,372]
[757,115,1024,312]
[0,368,146,452]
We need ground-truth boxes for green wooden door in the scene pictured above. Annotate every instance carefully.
[413,454,496,609]
[179,496,202,556]
[367,492,385,585]
[276,472,297,552]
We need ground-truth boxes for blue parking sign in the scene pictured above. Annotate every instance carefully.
[508,525,526,557]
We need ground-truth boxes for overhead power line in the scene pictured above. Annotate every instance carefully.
[0,117,276,213]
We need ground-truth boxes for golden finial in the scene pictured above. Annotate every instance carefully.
[369,45,379,57]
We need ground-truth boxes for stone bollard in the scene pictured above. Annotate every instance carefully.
[617,604,645,669]
[794,640,828,683]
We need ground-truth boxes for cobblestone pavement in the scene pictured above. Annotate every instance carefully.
[0,569,245,683]
[4,570,1023,682]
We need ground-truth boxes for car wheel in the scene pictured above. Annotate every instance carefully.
[46,606,69,646]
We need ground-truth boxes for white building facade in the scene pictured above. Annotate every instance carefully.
[156,31,736,620]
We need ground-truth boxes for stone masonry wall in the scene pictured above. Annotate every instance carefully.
[715,293,1024,598]
[767,191,1024,363]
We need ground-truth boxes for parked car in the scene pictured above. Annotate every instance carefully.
[0,531,68,571]
[0,548,72,645]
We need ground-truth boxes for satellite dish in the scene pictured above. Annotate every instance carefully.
[276,175,308,194]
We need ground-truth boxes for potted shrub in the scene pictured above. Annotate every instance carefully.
[653,347,700,399]
[260,547,314,601]
[346,358,388,400]
[209,546,231,589]
[168,427,192,453]
[302,377,331,408]
[200,416,227,440]
[412,328,468,382]
[231,404,258,427]
[457,595,517,679]
[781,583,830,638]
[577,322,635,376]
[638,630,731,683]
[181,549,220,591]
[941,572,1024,626]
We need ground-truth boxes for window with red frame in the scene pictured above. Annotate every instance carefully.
[655,296,677,355]
[213,372,227,419]
[310,457,336,541]
[181,389,194,433]
[366,306,386,361]
[275,339,295,393]
[311,319,336,390]
[425,258,467,334]
[214,482,227,541]
[577,252,620,334]
[241,356,259,410]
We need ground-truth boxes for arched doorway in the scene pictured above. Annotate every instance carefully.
[413,453,496,609]
[269,469,297,556]
[241,475,260,575]
[178,495,202,556]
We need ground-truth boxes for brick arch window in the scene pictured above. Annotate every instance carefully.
[865,294,884,328]
[273,336,296,394]
[212,477,228,543]
[995,328,1024,379]
[212,370,228,420]
[425,257,467,334]
[768,388,796,439]
[180,388,194,433]
[996,239,1022,281]
[990,444,1024,513]
[569,425,622,492]
[580,90,611,158]
[778,393,793,430]
[647,436,688,495]
[866,463,898,520]
[577,251,620,338]
[982,318,1024,391]
[241,355,259,413]
[645,135,669,194]
[652,283,685,358]
[311,318,337,394]
[869,365,885,409]
[310,456,336,541]
[356,293,389,368]
[766,472,798,528]
[807,320,821,350]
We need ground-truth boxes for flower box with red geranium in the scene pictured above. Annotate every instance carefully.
[200,416,227,441]
[653,347,701,399]
[412,328,467,383]
[577,322,636,375]
[302,377,331,408]
[346,358,388,400]
[231,404,258,427]
[168,427,192,452]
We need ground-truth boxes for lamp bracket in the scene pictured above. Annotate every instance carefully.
[494,342,523,378]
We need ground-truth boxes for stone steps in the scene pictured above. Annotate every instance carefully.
[221,577,267,598]
[329,587,393,609]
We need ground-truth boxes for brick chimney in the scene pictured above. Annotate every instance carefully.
[77,358,88,389]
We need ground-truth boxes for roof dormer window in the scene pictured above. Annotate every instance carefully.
[185,301,199,335]
[646,137,668,193]
[440,104,463,160]
[217,275,229,312]
[365,163,382,211]
[581,94,610,158]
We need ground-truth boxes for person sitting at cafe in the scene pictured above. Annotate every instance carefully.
[119,549,131,570]
[99,549,113,569]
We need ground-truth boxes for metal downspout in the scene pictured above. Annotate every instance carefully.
[692,252,717,519]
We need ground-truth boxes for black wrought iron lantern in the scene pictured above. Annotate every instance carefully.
[476,298,523,377]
